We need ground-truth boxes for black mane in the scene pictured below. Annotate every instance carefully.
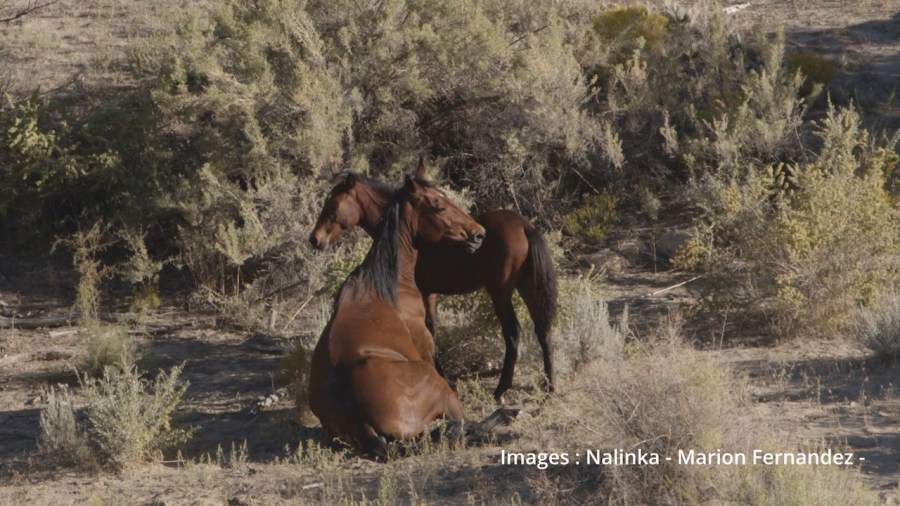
[340,171,437,304]
[355,188,404,304]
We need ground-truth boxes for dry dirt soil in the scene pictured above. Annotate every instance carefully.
[1,0,900,504]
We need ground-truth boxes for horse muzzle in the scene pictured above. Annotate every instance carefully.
[464,231,485,253]
[309,232,328,250]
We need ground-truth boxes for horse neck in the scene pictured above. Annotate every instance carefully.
[394,201,421,291]
[356,184,393,239]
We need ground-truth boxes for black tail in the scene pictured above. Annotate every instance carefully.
[518,225,558,391]
[519,226,558,335]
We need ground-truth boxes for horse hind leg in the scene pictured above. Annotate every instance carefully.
[518,283,555,393]
[517,226,558,394]
[488,289,521,403]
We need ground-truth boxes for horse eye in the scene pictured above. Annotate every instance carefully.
[434,206,446,215]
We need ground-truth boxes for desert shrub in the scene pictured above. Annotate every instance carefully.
[38,363,191,470]
[434,291,510,380]
[82,322,136,379]
[0,99,120,241]
[79,363,191,470]
[667,228,711,271]
[690,103,900,337]
[320,238,371,299]
[119,227,165,313]
[858,289,900,360]
[129,0,349,311]
[279,342,313,422]
[787,51,837,96]
[588,6,669,68]
[57,224,139,374]
[527,333,877,504]
[562,192,618,246]
[38,386,94,468]
[679,29,810,180]
[865,144,900,200]
[552,271,624,375]
[309,0,599,219]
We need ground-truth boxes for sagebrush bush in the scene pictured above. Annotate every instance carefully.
[858,289,900,360]
[79,363,191,469]
[82,322,136,378]
[562,192,618,246]
[553,272,623,375]
[690,103,900,337]
[527,331,877,504]
[38,363,191,470]
[38,386,94,469]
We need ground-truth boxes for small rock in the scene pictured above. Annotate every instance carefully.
[656,230,692,260]
[579,249,628,273]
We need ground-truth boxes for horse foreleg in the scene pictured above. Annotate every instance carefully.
[489,290,520,403]
[423,293,438,337]
[423,293,454,388]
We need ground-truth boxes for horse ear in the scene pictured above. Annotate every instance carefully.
[343,172,357,187]
[415,157,426,179]
[404,174,423,197]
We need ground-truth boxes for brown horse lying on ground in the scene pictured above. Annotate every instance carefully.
[309,162,558,402]
[308,174,486,457]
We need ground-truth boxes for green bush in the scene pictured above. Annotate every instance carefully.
[689,103,900,337]
[39,363,191,470]
[82,322,136,379]
[563,192,618,246]
[80,363,191,469]
[528,334,877,504]
[589,6,669,67]
[858,289,900,360]
[0,99,119,241]
[786,51,836,96]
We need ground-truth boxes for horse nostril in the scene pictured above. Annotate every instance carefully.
[309,234,319,248]
[473,232,485,243]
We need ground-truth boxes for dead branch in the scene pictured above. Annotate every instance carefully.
[0,0,61,23]
[0,312,120,329]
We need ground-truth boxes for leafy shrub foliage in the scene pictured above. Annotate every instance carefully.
[562,192,618,246]
[529,333,877,504]
[3,0,898,342]
[787,51,837,96]
[858,290,900,360]
[39,364,191,470]
[689,103,900,337]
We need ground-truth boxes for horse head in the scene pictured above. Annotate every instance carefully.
[402,175,485,253]
[309,171,364,249]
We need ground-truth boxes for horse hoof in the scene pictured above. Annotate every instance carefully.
[364,434,389,461]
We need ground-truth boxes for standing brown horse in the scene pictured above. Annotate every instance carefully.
[308,174,486,457]
[309,163,557,402]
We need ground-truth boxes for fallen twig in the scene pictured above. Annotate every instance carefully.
[642,275,703,299]
[723,3,751,15]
